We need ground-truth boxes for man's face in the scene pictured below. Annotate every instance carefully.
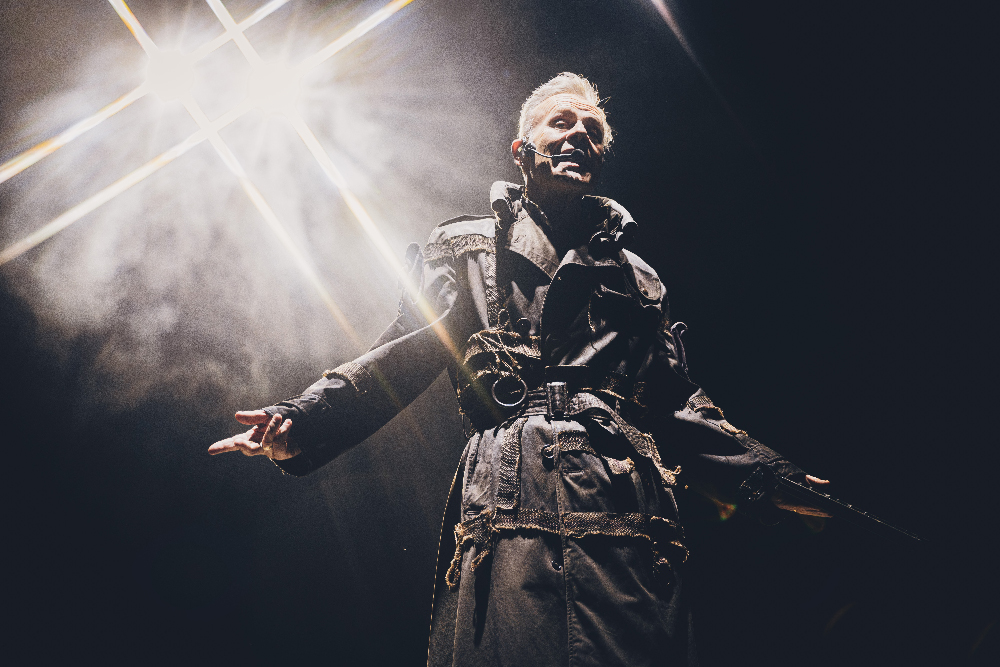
[516,94,607,197]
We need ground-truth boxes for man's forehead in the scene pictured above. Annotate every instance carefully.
[533,93,605,122]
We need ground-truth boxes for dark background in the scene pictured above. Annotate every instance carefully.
[2,0,996,665]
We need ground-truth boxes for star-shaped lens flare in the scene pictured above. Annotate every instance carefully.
[0,0,289,187]
[0,0,461,358]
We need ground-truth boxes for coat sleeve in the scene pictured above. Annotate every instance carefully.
[265,226,475,476]
[649,292,808,520]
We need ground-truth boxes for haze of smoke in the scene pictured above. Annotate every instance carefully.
[0,0,520,416]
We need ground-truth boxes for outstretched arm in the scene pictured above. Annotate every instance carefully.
[207,228,477,475]
[650,313,833,519]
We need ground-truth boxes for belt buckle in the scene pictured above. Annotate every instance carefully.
[546,381,567,419]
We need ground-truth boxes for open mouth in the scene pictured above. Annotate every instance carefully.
[555,153,589,171]
[561,162,590,176]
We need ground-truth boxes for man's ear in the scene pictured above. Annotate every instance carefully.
[511,138,524,167]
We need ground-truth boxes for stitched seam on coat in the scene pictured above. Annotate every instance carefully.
[495,417,527,512]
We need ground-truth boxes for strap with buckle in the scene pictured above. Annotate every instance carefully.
[546,381,567,418]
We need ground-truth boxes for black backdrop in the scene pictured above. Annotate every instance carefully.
[2,1,996,665]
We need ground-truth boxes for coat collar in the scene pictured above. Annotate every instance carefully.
[488,181,638,280]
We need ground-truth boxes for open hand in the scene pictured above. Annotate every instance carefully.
[208,411,301,460]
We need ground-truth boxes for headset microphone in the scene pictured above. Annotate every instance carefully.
[520,140,586,163]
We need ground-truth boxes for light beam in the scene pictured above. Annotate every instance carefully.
[0,85,148,185]
[207,2,430,322]
[648,0,767,167]
[107,0,157,55]
[2,0,421,340]
[0,131,206,266]
[208,0,440,340]
[297,0,415,74]
[0,0,291,186]
[181,95,361,346]
[289,116,458,357]
[203,1,302,116]
[191,0,290,61]
[205,0,263,65]
[105,0,361,342]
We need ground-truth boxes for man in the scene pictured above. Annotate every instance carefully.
[210,72,828,666]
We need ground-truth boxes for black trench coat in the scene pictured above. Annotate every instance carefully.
[267,181,808,667]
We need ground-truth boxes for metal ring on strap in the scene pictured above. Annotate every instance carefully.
[491,375,528,408]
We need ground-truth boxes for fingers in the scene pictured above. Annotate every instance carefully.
[235,410,270,425]
[209,413,294,459]
[259,414,287,457]
[805,474,831,486]
[208,437,241,455]
[771,490,834,517]
[208,428,264,456]
[772,498,834,517]
[790,506,833,517]
[260,414,281,444]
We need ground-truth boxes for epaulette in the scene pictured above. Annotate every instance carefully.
[425,216,496,263]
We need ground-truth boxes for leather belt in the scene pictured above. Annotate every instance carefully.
[511,386,679,489]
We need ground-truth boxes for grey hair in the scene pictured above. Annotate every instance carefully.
[517,72,612,149]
